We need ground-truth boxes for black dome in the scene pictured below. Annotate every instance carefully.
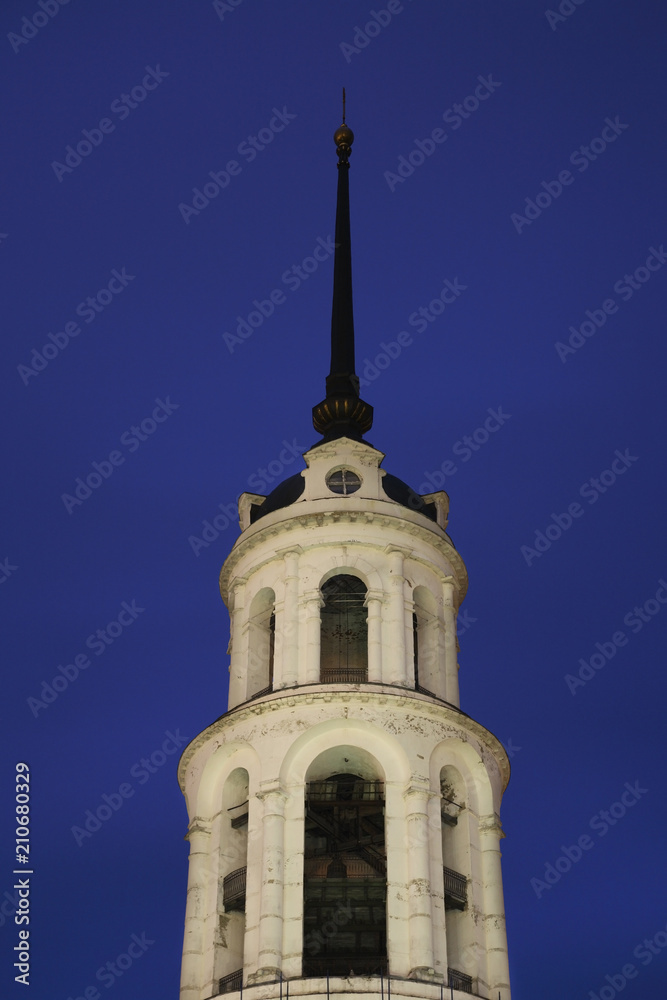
[250,470,437,524]
[381,474,438,522]
[250,473,305,523]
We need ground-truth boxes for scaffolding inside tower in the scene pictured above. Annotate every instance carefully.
[303,773,386,977]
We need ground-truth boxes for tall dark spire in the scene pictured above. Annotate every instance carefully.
[312,102,373,444]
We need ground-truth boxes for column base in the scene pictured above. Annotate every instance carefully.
[248,967,282,985]
[409,967,443,983]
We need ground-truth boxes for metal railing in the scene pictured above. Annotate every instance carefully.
[447,967,473,993]
[306,780,384,802]
[443,866,468,907]
[321,668,368,684]
[222,867,247,911]
[249,684,272,700]
[218,969,243,994]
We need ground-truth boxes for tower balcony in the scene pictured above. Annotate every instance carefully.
[443,866,467,910]
[218,969,243,994]
[223,866,247,911]
[447,968,473,993]
[321,667,367,684]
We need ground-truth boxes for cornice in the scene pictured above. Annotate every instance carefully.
[219,504,468,606]
[177,683,509,792]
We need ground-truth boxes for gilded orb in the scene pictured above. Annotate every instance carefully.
[334,123,354,149]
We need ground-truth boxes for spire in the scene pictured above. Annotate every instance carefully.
[312,95,373,444]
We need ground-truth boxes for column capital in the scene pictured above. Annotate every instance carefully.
[302,589,324,608]
[230,577,248,610]
[186,816,212,839]
[479,813,505,839]
[257,782,288,815]
[364,589,385,606]
[384,544,412,560]
[405,778,437,805]
[276,545,303,571]
[276,544,303,556]
[439,575,460,600]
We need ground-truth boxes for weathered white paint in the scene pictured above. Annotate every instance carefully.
[179,438,512,1000]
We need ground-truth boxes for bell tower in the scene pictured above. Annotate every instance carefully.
[178,110,512,1000]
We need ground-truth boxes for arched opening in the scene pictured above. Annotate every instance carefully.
[247,588,275,699]
[216,768,250,993]
[303,747,386,977]
[413,586,439,697]
[440,765,474,993]
[320,574,368,683]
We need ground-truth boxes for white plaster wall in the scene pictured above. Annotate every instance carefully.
[180,438,510,1000]
[179,692,510,1000]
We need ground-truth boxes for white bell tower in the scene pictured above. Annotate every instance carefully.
[178,114,512,1000]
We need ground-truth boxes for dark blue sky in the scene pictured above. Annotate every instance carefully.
[2,2,666,998]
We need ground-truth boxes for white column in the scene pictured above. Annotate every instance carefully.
[405,783,435,976]
[277,546,301,688]
[442,577,460,707]
[228,579,248,709]
[433,620,447,700]
[365,590,383,683]
[405,597,416,687]
[301,590,322,685]
[479,817,511,998]
[252,786,288,981]
[385,546,410,685]
[385,780,410,977]
[180,819,213,1000]
[428,793,448,979]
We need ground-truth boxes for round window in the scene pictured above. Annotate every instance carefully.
[326,468,361,495]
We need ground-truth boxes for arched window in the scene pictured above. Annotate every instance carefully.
[217,768,250,993]
[320,575,368,683]
[440,765,473,988]
[247,589,275,699]
[413,586,439,696]
[303,749,386,977]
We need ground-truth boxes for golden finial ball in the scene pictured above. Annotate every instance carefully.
[334,124,354,149]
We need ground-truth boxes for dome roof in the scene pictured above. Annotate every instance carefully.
[250,471,437,524]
